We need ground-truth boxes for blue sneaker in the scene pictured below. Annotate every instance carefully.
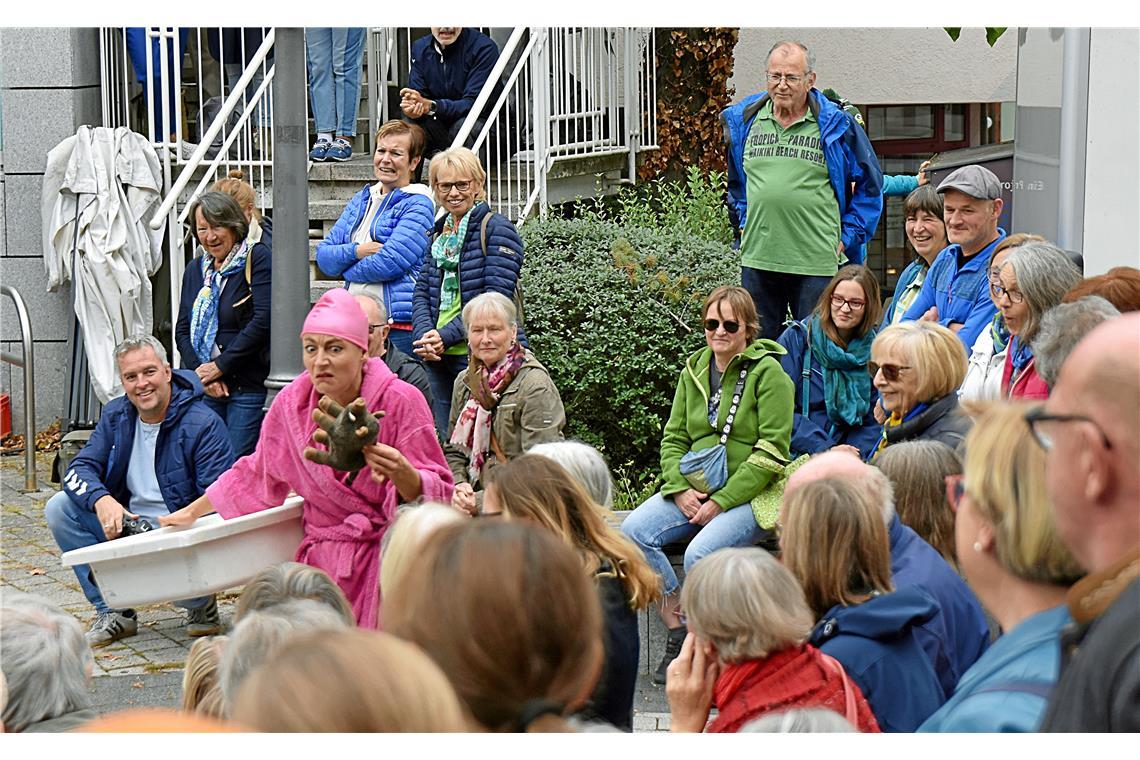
[326,138,353,162]
[309,138,332,162]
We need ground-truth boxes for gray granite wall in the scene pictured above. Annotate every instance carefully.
[1,27,102,434]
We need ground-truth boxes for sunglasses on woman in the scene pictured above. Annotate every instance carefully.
[704,319,740,334]
[867,362,912,382]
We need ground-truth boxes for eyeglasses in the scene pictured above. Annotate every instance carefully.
[435,180,473,194]
[1024,406,1112,452]
[868,362,913,382]
[367,323,384,334]
[766,72,807,85]
[704,318,740,334]
[831,295,866,311]
[989,282,1024,304]
[944,474,966,513]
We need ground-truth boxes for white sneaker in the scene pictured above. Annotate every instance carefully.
[86,610,138,648]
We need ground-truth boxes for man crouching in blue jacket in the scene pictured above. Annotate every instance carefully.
[46,336,235,647]
[722,40,883,341]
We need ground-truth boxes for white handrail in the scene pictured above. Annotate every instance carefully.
[149,29,276,231]
[451,27,528,150]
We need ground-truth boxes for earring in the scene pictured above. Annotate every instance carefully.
[973,542,983,553]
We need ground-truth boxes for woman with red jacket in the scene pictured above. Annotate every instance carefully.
[664,547,880,733]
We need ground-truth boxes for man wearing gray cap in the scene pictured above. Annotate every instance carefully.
[901,164,1006,349]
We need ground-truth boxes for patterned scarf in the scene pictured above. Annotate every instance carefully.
[808,315,876,427]
[189,240,249,364]
[990,311,1010,355]
[432,209,473,314]
[448,342,527,484]
[872,401,930,459]
[1009,334,1034,374]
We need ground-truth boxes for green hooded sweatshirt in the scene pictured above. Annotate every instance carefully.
[659,339,794,511]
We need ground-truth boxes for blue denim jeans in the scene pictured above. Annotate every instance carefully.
[425,353,469,438]
[387,328,415,358]
[203,389,267,458]
[620,491,768,597]
[305,28,366,136]
[45,491,210,614]
[741,267,833,341]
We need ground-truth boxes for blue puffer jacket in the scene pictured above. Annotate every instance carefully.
[408,28,499,125]
[776,319,882,460]
[315,184,435,324]
[811,586,947,732]
[722,88,884,263]
[412,202,527,349]
[61,370,235,513]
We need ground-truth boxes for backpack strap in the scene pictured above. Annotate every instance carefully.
[479,211,492,258]
[800,322,812,418]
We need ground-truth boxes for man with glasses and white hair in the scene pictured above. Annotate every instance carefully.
[353,293,433,412]
[1027,313,1140,731]
[45,336,234,648]
[722,40,883,341]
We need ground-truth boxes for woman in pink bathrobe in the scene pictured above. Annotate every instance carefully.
[161,288,453,628]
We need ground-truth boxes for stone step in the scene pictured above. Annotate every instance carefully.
[309,279,344,304]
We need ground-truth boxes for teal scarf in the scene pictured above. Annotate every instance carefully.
[431,209,474,313]
[808,315,875,427]
[989,311,1010,354]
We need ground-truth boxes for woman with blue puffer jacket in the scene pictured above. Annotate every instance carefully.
[316,120,435,357]
[411,147,526,436]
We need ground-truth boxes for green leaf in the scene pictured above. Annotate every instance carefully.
[945,27,962,41]
[986,27,1008,46]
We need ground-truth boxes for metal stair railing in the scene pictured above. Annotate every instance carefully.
[1,285,38,491]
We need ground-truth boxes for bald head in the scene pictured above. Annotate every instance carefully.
[353,294,387,358]
[784,451,895,526]
[1059,312,1140,436]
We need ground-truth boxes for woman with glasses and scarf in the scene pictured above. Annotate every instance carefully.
[777,265,884,461]
[621,286,794,686]
[412,147,525,436]
[869,321,971,458]
[443,293,565,517]
[175,191,272,457]
[990,241,1082,401]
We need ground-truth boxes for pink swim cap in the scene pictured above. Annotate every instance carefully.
[301,288,369,352]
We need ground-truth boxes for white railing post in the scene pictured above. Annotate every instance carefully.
[624,28,640,182]
[535,30,551,214]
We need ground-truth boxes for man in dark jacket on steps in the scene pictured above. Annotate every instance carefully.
[400,27,500,158]
[45,336,234,648]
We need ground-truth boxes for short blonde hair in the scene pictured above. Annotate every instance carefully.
[181,635,229,718]
[872,321,967,403]
[962,401,1083,585]
[462,291,517,329]
[681,548,813,663]
[429,146,487,202]
[379,503,465,603]
[782,478,894,618]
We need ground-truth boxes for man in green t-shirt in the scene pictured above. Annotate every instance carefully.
[722,41,884,340]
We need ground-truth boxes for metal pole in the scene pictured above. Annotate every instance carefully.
[2,285,38,491]
[1058,28,1090,253]
[264,27,310,408]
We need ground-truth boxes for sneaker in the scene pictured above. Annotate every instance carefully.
[176,140,199,161]
[309,137,332,162]
[652,625,688,685]
[326,137,353,162]
[185,595,222,637]
[86,610,138,648]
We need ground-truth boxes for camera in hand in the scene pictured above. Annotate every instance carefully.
[120,516,155,537]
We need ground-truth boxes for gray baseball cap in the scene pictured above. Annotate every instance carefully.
[936,164,1002,200]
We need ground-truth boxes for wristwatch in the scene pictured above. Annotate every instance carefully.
[427,101,437,117]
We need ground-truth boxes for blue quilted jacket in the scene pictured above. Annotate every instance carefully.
[315,184,436,323]
[412,202,527,349]
[61,370,235,513]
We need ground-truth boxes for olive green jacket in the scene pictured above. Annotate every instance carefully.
[660,340,794,510]
[445,350,566,489]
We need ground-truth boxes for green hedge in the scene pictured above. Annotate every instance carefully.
[519,214,739,509]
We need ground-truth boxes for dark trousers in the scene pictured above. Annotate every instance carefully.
[742,267,833,341]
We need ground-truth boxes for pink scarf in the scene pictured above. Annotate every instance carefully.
[449,343,526,483]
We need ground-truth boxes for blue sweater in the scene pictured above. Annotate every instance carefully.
[315,184,435,324]
[412,202,527,349]
[811,587,947,732]
[919,604,1071,733]
[901,230,1007,349]
[62,370,235,513]
[408,28,500,126]
[775,319,881,460]
[175,242,272,393]
[722,88,883,263]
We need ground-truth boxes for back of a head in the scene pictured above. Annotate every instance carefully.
[231,628,467,732]
[1033,296,1121,388]
[0,592,93,732]
[681,548,813,664]
[181,635,229,718]
[741,708,856,733]
[210,169,260,220]
[383,521,604,732]
[379,502,465,602]
[220,599,351,713]
[781,478,894,618]
[235,562,355,626]
[1063,266,1140,312]
[873,440,962,565]
[526,440,615,508]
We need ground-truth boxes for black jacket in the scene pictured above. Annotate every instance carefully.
[884,393,971,452]
[383,340,434,413]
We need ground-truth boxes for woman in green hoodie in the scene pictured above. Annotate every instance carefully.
[621,285,794,686]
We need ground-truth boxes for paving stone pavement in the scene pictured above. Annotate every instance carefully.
[0,451,676,729]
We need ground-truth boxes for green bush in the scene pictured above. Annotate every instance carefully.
[519,212,739,509]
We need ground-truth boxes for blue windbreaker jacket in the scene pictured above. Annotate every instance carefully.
[61,370,235,513]
[722,88,884,263]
